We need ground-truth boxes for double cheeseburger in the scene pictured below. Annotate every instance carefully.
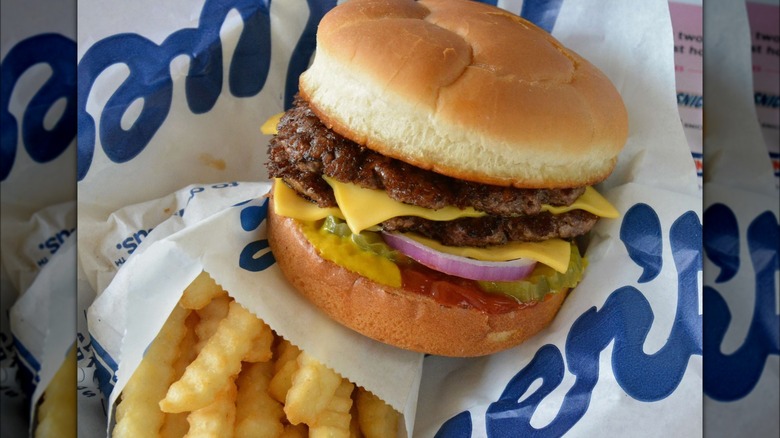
[266,0,628,356]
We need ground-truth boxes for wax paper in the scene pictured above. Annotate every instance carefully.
[1,0,77,435]
[77,0,702,436]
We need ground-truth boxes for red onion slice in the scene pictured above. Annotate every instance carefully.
[382,232,537,282]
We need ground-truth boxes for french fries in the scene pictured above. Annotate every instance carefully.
[114,305,190,437]
[355,388,399,438]
[269,341,301,404]
[112,272,401,437]
[308,379,354,438]
[160,301,265,413]
[179,272,228,310]
[185,379,238,437]
[160,312,200,437]
[284,352,343,425]
[35,345,77,438]
[235,362,284,438]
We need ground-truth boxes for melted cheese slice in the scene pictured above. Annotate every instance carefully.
[273,179,343,221]
[542,187,619,219]
[261,112,284,135]
[323,176,485,234]
[260,113,620,221]
[264,113,616,219]
[404,233,572,273]
[275,179,569,272]
[268,112,616,273]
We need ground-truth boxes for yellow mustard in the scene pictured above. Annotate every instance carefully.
[299,220,402,287]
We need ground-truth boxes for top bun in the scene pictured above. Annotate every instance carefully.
[299,0,628,188]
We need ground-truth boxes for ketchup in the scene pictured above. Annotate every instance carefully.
[400,264,532,314]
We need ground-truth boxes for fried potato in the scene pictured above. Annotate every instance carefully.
[160,301,264,413]
[309,379,354,438]
[356,388,399,438]
[349,392,363,438]
[35,345,76,438]
[115,275,404,437]
[279,424,308,438]
[242,321,274,363]
[274,339,301,373]
[284,352,343,426]
[194,295,231,353]
[180,272,228,310]
[184,378,237,438]
[160,311,200,437]
[269,341,301,404]
[234,361,284,438]
[113,305,190,437]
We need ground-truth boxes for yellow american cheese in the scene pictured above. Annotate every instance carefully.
[402,233,572,273]
[542,186,619,219]
[323,176,486,235]
[267,111,617,273]
[274,178,567,271]
[273,179,343,221]
[261,112,283,135]
[265,113,616,219]
[273,177,616,273]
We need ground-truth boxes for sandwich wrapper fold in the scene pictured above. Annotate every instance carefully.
[87,183,423,435]
[1,0,77,435]
[78,0,702,436]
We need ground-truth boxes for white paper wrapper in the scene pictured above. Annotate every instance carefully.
[1,0,77,435]
[702,0,779,436]
[77,0,702,436]
[86,184,424,435]
[9,234,77,434]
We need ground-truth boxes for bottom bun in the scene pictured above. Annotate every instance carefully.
[267,202,569,357]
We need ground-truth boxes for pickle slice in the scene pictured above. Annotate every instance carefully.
[320,215,586,303]
[301,220,401,287]
[477,244,587,303]
[321,216,399,260]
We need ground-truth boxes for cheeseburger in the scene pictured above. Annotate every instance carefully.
[266,0,628,356]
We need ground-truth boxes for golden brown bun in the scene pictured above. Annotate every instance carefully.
[268,202,569,357]
[299,0,628,189]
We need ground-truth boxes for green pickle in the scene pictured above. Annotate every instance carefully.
[477,244,587,303]
[301,216,401,287]
[318,216,586,303]
[321,216,399,260]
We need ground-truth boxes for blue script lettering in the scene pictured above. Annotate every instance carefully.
[1,34,76,181]
[77,0,274,180]
[703,205,780,401]
[439,204,702,437]
[76,0,567,181]
[284,0,337,109]
[238,197,275,272]
[39,227,77,255]
[434,411,473,438]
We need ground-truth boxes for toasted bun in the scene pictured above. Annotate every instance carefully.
[268,202,569,357]
[299,0,628,188]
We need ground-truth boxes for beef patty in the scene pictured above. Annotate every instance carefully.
[267,97,599,246]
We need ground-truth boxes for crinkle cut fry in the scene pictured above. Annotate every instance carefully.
[235,361,284,438]
[160,301,264,413]
[160,310,200,437]
[179,271,228,310]
[356,387,400,438]
[184,378,238,438]
[113,305,190,437]
[35,345,77,438]
[309,379,355,438]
